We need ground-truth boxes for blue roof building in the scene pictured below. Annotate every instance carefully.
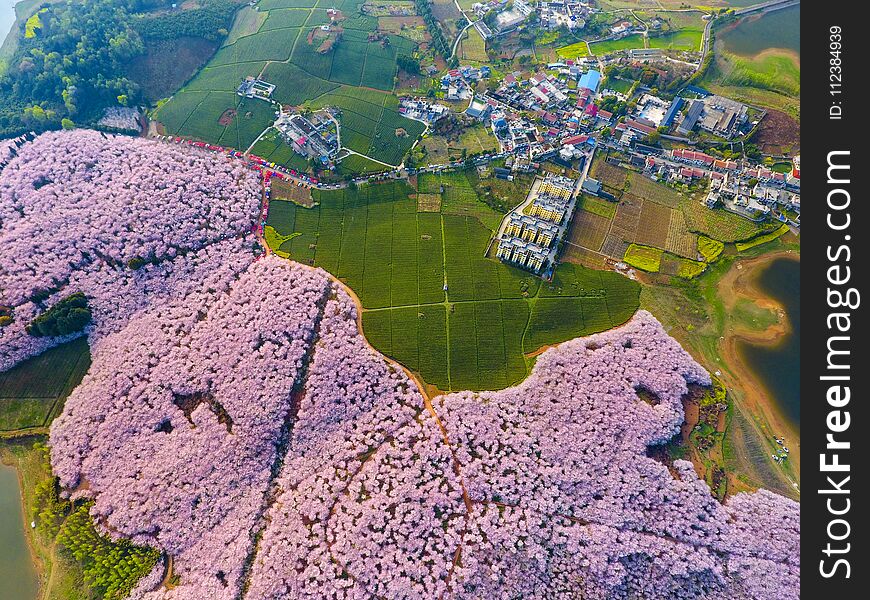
[662,97,685,127]
[578,69,601,93]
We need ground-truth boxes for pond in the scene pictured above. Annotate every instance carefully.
[719,4,800,58]
[736,256,800,429]
[0,461,39,600]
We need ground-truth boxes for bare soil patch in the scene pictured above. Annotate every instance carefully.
[272,179,315,207]
[218,109,237,127]
[753,108,800,156]
[567,209,610,252]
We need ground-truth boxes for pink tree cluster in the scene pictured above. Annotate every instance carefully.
[50,257,333,600]
[0,131,262,370]
[242,310,800,599]
[4,131,799,599]
[430,311,798,599]
[246,289,467,600]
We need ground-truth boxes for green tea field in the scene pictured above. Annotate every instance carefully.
[266,180,640,391]
[153,0,425,168]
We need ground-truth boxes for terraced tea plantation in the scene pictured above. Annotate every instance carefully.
[266,181,640,391]
[154,0,424,168]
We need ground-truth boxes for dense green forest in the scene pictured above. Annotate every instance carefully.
[0,0,242,137]
[27,292,92,337]
[30,443,162,600]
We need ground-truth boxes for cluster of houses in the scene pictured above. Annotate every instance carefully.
[705,172,800,222]
[494,0,535,33]
[440,65,491,100]
[537,1,592,30]
[495,175,579,274]
[274,111,339,165]
[399,98,449,124]
[236,77,276,101]
[634,147,800,223]
[461,66,610,160]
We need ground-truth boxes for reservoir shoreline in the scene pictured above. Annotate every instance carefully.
[718,250,800,491]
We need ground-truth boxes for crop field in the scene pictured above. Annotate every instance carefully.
[556,40,591,59]
[577,195,616,219]
[735,223,790,251]
[664,209,698,258]
[336,153,391,175]
[458,26,488,63]
[601,232,630,260]
[590,159,629,195]
[590,34,646,56]
[609,197,642,242]
[154,1,423,169]
[679,197,771,242]
[265,180,640,391]
[698,235,724,262]
[156,91,277,149]
[566,209,610,252]
[417,171,506,232]
[0,338,90,431]
[648,28,703,52]
[625,172,683,207]
[623,243,663,273]
[632,199,671,248]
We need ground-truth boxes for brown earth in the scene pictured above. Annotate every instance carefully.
[218,109,237,127]
[753,109,800,156]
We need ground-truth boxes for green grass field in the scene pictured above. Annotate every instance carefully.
[0,338,90,431]
[649,28,703,52]
[602,77,634,94]
[590,34,645,55]
[153,2,423,170]
[265,180,640,391]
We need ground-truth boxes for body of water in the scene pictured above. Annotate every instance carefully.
[737,257,800,428]
[1,0,18,47]
[0,462,39,599]
[720,3,800,57]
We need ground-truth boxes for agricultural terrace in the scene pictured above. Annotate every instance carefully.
[154,0,425,169]
[564,159,777,273]
[265,180,640,391]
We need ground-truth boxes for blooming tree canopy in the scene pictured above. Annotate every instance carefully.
[1,132,798,599]
[0,130,261,370]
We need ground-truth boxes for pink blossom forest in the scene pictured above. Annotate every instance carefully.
[0,132,798,599]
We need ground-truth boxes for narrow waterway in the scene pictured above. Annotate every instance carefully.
[0,462,39,599]
[736,256,800,429]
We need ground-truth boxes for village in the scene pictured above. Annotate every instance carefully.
[214,50,801,282]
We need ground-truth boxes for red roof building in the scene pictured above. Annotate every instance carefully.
[625,119,656,136]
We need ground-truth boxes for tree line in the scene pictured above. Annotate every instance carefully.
[415,0,451,60]
[0,0,242,137]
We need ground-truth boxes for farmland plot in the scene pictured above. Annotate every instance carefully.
[266,181,640,392]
